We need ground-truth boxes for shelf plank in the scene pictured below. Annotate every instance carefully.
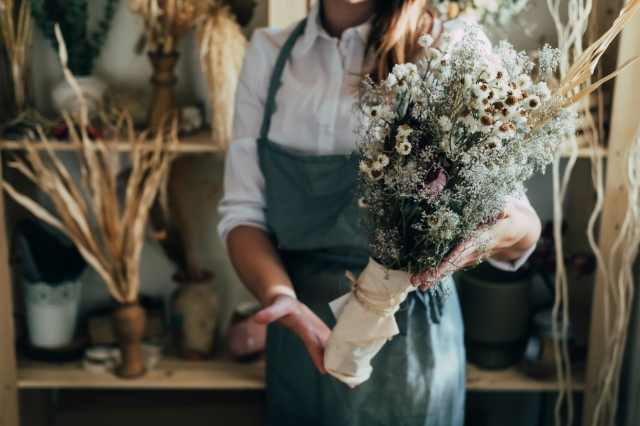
[0,132,220,154]
[466,363,585,392]
[18,356,265,390]
[17,356,583,392]
[0,132,606,157]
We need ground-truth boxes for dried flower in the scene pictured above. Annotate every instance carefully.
[419,34,434,47]
[354,23,578,273]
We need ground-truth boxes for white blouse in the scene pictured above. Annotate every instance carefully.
[218,2,535,271]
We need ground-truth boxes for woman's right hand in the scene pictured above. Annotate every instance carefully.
[254,294,331,374]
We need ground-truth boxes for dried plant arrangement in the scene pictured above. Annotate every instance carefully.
[196,2,246,151]
[1,25,178,377]
[0,0,32,114]
[28,0,119,76]
[131,0,208,55]
[130,0,209,129]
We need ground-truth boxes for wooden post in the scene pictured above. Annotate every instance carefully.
[267,0,308,28]
[582,3,640,424]
[0,151,19,426]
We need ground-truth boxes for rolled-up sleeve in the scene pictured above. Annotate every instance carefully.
[217,29,278,248]
[487,195,537,271]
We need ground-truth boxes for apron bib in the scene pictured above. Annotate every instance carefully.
[258,19,466,426]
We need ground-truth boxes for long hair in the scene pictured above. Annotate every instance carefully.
[366,0,438,82]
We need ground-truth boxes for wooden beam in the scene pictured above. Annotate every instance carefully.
[582,1,640,423]
[0,151,19,426]
[267,0,308,28]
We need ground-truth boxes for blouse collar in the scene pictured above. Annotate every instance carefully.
[298,1,372,55]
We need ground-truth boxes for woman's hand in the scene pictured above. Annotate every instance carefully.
[254,294,331,374]
[410,201,541,291]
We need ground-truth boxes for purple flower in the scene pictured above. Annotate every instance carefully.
[418,165,447,197]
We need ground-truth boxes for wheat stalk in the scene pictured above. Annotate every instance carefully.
[1,25,178,303]
[196,3,246,151]
[0,0,33,112]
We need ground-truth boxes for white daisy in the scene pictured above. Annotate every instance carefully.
[396,141,412,155]
[438,116,453,132]
[385,73,398,88]
[397,124,413,138]
[368,168,384,181]
[522,94,541,110]
[418,34,434,48]
[516,74,532,89]
[372,154,390,170]
[392,64,408,80]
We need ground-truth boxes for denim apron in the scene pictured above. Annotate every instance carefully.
[259,19,466,426]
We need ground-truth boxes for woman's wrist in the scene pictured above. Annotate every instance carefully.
[260,286,297,307]
[490,206,540,261]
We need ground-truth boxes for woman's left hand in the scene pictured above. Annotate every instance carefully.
[409,201,541,291]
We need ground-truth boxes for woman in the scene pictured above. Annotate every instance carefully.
[219,0,541,424]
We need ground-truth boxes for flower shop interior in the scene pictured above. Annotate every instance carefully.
[2,0,640,425]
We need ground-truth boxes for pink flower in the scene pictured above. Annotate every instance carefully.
[418,165,447,196]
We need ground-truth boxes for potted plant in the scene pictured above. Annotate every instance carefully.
[130,0,207,130]
[1,26,178,377]
[28,0,119,117]
[12,219,86,349]
[149,154,220,360]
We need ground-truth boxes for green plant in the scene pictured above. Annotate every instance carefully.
[28,0,119,76]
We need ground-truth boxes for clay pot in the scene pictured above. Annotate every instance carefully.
[148,52,180,131]
[112,302,147,378]
[170,271,218,360]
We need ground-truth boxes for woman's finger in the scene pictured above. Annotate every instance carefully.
[253,296,293,324]
[301,332,328,374]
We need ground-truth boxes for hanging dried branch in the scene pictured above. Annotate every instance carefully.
[531,0,640,135]
[196,2,246,151]
[0,0,33,112]
[0,25,178,303]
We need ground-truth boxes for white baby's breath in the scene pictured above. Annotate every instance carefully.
[354,24,575,273]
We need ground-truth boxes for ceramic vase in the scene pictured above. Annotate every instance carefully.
[23,280,81,348]
[51,76,107,118]
[459,262,532,369]
[170,271,218,360]
[112,302,147,378]
[148,52,180,131]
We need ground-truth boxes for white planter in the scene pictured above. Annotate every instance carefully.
[51,76,107,118]
[23,280,82,349]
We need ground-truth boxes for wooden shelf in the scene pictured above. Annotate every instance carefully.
[466,363,585,392]
[0,131,220,154]
[17,355,265,390]
[0,132,606,157]
[17,356,583,392]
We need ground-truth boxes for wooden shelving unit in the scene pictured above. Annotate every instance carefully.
[15,356,583,393]
[0,2,637,424]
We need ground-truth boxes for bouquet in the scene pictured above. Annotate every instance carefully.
[324,16,639,387]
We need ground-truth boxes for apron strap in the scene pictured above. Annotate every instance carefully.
[259,18,308,142]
